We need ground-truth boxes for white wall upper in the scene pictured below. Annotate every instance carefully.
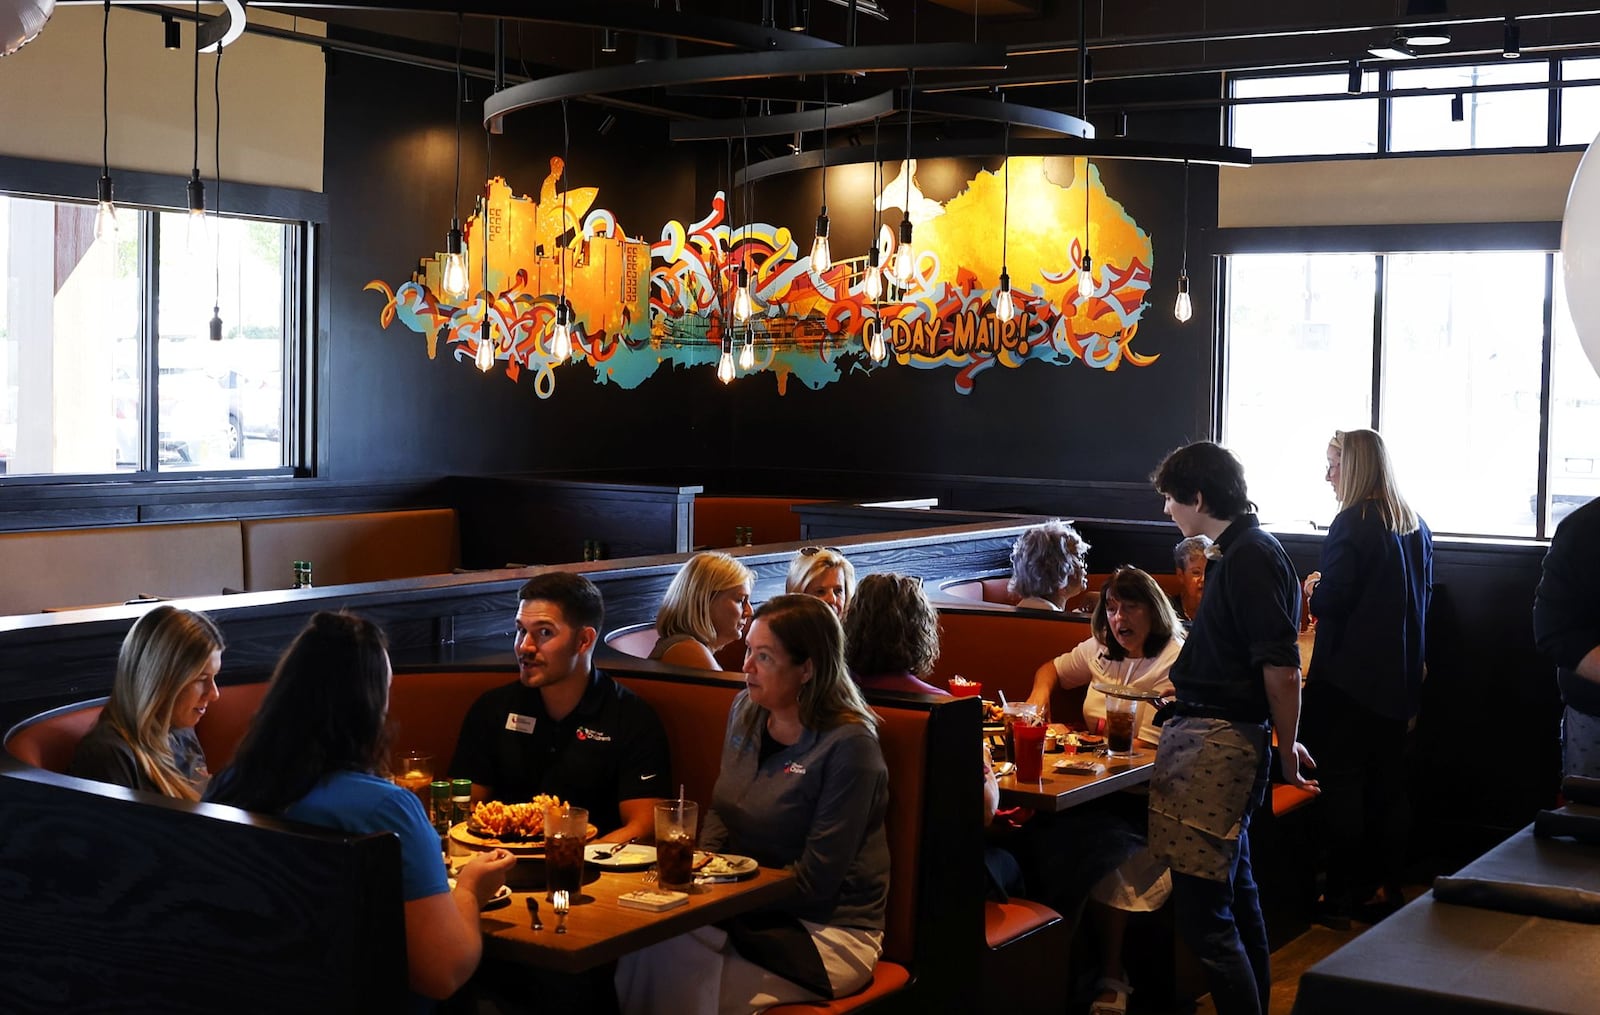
[0,6,325,194]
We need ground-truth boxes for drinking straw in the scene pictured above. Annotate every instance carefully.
[998,690,1009,707]
[679,784,686,808]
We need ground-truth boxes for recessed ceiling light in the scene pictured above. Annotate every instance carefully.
[1402,26,1452,47]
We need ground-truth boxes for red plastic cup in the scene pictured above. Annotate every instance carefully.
[1013,721,1047,782]
[947,678,984,699]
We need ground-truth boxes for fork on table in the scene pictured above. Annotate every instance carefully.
[642,868,659,885]
[552,889,570,934]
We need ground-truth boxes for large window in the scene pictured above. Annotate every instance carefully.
[1228,57,1600,159]
[1224,251,1600,538]
[0,194,298,477]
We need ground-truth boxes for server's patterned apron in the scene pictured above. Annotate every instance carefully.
[1147,716,1269,883]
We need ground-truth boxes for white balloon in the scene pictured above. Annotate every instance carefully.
[0,0,52,56]
[1561,129,1600,383]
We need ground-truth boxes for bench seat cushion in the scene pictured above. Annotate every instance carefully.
[984,898,1062,949]
[4,700,107,772]
[0,520,243,614]
[240,508,459,591]
[764,961,912,1012]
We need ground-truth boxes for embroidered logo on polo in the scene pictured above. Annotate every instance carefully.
[575,727,613,742]
[784,762,807,775]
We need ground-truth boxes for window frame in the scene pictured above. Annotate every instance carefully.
[1226,53,1600,162]
[0,154,324,487]
[1214,223,1571,540]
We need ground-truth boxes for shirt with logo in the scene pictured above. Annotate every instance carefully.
[450,670,671,834]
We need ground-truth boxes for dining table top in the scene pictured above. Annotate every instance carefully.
[996,741,1156,812]
[479,865,799,973]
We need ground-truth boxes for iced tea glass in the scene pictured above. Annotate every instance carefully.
[654,800,699,887]
[544,804,589,900]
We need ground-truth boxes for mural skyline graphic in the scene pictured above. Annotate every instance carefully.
[366,156,1159,397]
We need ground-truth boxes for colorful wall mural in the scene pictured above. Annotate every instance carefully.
[366,156,1158,397]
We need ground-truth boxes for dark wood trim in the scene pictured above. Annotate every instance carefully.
[1213,222,1563,254]
[0,155,328,224]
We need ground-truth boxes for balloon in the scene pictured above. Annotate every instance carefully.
[0,0,52,56]
[1561,129,1600,383]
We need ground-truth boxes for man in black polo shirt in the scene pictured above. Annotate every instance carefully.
[451,571,670,844]
[1148,442,1318,1015]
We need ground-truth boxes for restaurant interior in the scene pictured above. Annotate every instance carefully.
[3,0,1600,1011]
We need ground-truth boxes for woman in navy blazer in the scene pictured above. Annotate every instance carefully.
[1301,428,1432,927]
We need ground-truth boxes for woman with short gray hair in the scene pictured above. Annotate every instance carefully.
[1009,519,1091,611]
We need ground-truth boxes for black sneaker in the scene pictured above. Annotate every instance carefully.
[1314,895,1353,931]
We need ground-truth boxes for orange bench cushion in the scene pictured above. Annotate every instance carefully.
[929,610,1095,722]
[764,961,913,1012]
[985,898,1062,949]
[0,520,244,615]
[4,701,106,772]
[240,509,460,591]
[692,496,824,549]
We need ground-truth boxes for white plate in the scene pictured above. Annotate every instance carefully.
[586,843,659,870]
[693,852,759,881]
[446,880,514,908]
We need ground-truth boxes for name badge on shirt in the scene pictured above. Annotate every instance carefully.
[505,712,537,734]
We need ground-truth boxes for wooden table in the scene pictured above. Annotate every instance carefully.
[480,867,798,973]
[997,745,1156,813]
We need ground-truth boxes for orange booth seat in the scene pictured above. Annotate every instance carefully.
[937,572,1184,612]
[240,508,460,591]
[604,622,747,672]
[930,608,1097,726]
[691,496,826,549]
[7,661,983,1011]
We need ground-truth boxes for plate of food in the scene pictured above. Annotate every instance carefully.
[585,842,658,870]
[446,880,513,910]
[449,796,597,853]
[692,852,759,882]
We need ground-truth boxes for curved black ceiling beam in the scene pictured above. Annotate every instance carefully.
[669,91,898,141]
[260,0,843,52]
[668,89,1094,142]
[734,137,1252,185]
[484,42,1008,124]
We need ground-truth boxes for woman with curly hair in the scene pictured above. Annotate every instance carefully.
[1009,519,1091,611]
[71,605,225,800]
[841,573,943,695]
[650,551,755,670]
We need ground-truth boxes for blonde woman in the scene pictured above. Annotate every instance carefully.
[650,551,754,670]
[71,605,226,799]
[1302,428,1432,927]
[785,546,856,618]
[618,595,888,1013]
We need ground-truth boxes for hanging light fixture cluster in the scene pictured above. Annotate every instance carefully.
[441,16,470,302]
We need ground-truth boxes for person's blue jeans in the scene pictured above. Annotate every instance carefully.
[1170,767,1271,1015]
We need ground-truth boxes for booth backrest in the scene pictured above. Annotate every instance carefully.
[930,609,1096,722]
[692,496,825,549]
[4,699,108,773]
[240,508,460,591]
[0,520,244,614]
[605,622,747,673]
[0,765,405,1011]
[938,572,1184,609]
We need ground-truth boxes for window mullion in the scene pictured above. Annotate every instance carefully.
[1537,253,1556,538]
[141,212,161,474]
[1371,253,1385,430]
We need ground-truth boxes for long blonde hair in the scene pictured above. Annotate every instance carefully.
[785,547,857,609]
[1331,429,1420,536]
[656,552,754,648]
[100,606,225,800]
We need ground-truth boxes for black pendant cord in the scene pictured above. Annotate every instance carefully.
[902,68,914,223]
[483,110,492,343]
[1000,115,1009,273]
[871,114,881,244]
[1180,159,1190,276]
[819,76,828,213]
[560,97,570,313]
[100,0,110,179]
[1076,0,1088,123]
[191,0,200,179]
[453,14,463,225]
[213,42,223,305]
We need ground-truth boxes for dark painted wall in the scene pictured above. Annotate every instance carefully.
[319,56,1220,492]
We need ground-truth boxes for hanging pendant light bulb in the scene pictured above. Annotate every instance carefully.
[811,209,831,273]
[1174,273,1193,324]
[995,271,1015,323]
[717,335,736,384]
[549,300,573,360]
[475,321,496,371]
[94,0,116,241]
[864,244,883,301]
[442,218,469,300]
[889,219,915,288]
[739,328,755,370]
[733,265,754,323]
[1078,252,1094,300]
[866,317,887,363]
[1175,160,1193,324]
